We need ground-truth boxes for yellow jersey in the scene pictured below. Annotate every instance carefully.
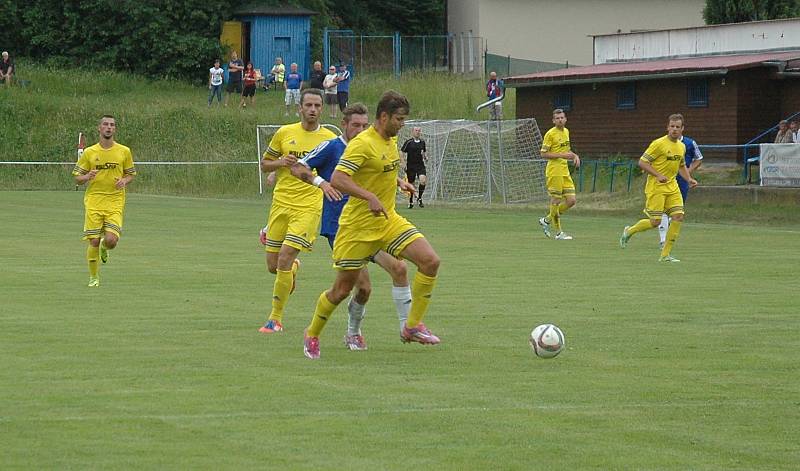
[541,126,571,177]
[72,142,136,208]
[335,126,401,232]
[640,135,686,195]
[265,123,336,212]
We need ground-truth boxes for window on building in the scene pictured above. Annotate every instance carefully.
[687,78,708,107]
[274,37,291,56]
[616,83,636,110]
[553,88,572,111]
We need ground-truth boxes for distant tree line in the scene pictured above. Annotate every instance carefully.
[704,0,800,24]
[0,0,444,82]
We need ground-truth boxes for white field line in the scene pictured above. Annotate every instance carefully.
[0,399,790,424]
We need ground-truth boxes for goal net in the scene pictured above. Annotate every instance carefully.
[398,118,547,204]
[256,119,546,205]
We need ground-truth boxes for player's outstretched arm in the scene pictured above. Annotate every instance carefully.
[331,170,386,218]
[290,163,342,201]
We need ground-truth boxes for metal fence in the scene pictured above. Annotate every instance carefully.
[324,29,485,77]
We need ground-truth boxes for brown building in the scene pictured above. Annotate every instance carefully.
[505,51,800,161]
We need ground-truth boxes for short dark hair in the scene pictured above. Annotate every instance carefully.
[375,90,409,120]
[552,108,565,117]
[668,113,684,125]
[343,103,368,122]
[300,88,324,105]
[99,114,116,124]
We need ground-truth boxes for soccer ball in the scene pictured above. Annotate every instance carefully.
[529,324,565,358]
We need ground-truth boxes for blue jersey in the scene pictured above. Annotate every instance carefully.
[337,69,350,92]
[300,136,349,237]
[677,136,703,200]
[285,72,303,90]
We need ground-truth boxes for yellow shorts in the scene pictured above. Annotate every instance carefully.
[644,191,684,220]
[332,213,424,270]
[83,206,123,240]
[265,204,320,253]
[546,175,576,198]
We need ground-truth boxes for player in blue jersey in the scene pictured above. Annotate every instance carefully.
[289,103,413,351]
[658,133,703,246]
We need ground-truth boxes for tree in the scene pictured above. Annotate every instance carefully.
[704,0,800,24]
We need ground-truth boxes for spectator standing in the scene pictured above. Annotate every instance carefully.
[284,63,303,116]
[240,62,257,108]
[267,57,285,90]
[486,71,504,120]
[336,63,351,113]
[208,59,224,107]
[323,66,339,118]
[307,61,326,90]
[775,120,793,143]
[225,51,244,107]
[0,51,13,87]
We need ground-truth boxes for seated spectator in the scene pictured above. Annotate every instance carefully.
[0,51,13,87]
[775,120,793,143]
[266,57,285,90]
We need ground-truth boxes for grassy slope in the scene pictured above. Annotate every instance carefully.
[1,191,799,469]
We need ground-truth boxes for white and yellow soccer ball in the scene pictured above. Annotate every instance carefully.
[529,324,565,358]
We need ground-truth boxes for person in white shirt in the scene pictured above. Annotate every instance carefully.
[323,66,339,118]
[208,59,224,107]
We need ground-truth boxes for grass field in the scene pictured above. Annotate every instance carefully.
[2,191,799,469]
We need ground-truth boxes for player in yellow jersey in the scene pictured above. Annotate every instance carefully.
[619,114,697,262]
[258,89,338,333]
[72,115,136,287]
[538,109,580,240]
[302,91,440,360]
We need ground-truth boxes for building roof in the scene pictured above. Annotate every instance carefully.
[233,3,317,16]
[504,50,800,87]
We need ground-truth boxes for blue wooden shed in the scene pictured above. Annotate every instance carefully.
[221,4,317,79]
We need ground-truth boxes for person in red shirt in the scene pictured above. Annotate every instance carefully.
[240,62,258,108]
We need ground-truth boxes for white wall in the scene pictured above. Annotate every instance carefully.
[594,18,800,63]
[447,0,705,66]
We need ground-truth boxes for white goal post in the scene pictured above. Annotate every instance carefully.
[256,119,546,204]
[398,118,548,204]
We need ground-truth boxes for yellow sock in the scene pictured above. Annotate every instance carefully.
[548,204,561,232]
[660,220,682,257]
[307,291,339,337]
[627,218,654,237]
[558,202,571,214]
[269,269,294,322]
[406,272,437,328]
[87,245,99,278]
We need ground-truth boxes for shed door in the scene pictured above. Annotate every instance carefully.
[274,37,291,61]
[221,21,243,59]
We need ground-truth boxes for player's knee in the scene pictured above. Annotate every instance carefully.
[671,213,685,222]
[649,219,661,227]
[89,238,101,247]
[390,259,408,283]
[104,235,118,248]
[418,252,440,275]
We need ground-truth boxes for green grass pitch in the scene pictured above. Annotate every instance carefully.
[1,191,798,469]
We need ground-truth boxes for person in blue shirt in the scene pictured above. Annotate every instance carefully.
[289,103,413,352]
[658,134,703,246]
[335,64,351,113]
[284,62,304,116]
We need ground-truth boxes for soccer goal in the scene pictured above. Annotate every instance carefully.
[255,124,342,194]
[398,118,547,204]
